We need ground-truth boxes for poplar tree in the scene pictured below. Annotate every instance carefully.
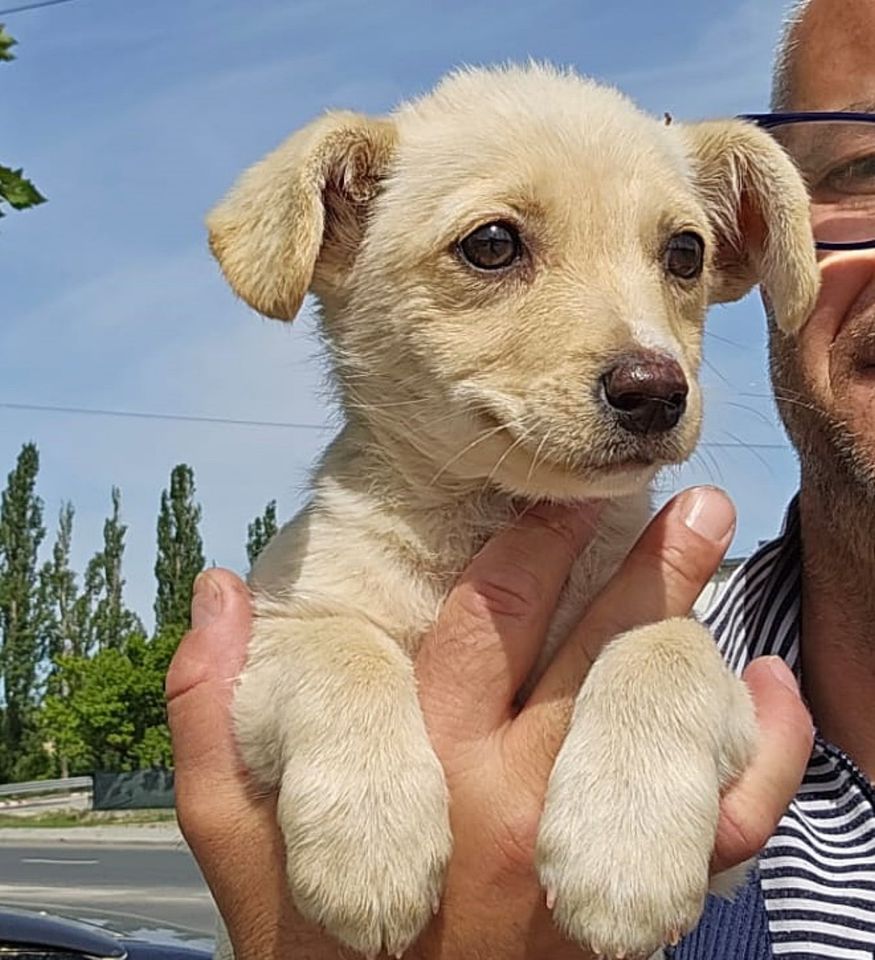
[246,499,278,567]
[0,443,45,765]
[37,502,81,778]
[37,501,80,661]
[154,464,204,634]
[88,487,143,650]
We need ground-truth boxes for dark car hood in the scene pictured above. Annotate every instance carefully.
[0,902,213,958]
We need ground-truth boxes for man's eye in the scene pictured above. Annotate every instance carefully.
[818,153,875,196]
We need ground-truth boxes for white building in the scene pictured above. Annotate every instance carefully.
[692,556,747,617]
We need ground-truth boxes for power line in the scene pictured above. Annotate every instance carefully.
[701,442,786,450]
[0,400,330,431]
[0,399,790,449]
[0,0,79,15]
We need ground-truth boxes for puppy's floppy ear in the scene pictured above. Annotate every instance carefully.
[207,111,397,321]
[681,120,820,333]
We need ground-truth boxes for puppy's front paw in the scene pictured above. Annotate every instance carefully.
[538,783,712,957]
[536,619,756,958]
[279,748,452,957]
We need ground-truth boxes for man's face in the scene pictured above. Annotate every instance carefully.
[770,0,875,500]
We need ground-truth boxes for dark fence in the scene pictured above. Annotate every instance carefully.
[92,767,175,810]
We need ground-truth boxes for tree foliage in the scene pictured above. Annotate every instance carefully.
[0,443,45,767]
[38,501,79,663]
[246,499,278,567]
[41,630,178,773]
[0,24,12,60]
[88,487,144,651]
[0,443,281,780]
[154,464,204,634]
[0,26,45,220]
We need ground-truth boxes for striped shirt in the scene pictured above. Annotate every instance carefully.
[705,497,875,958]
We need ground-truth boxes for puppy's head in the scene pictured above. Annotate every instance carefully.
[208,64,819,500]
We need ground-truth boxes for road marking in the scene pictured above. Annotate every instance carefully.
[20,857,99,865]
[1,886,214,907]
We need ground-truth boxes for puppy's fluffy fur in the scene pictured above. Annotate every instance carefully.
[208,64,818,958]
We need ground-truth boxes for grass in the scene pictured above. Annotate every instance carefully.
[0,809,177,828]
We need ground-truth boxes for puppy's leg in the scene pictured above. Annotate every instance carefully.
[235,612,451,957]
[536,618,756,959]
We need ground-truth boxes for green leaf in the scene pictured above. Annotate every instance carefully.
[0,25,17,63]
[0,29,47,223]
[0,165,47,210]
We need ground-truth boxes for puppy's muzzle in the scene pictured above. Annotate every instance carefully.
[601,352,688,435]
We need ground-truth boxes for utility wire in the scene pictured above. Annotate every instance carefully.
[0,400,330,431]
[701,442,786,450]
[0,0,79,15]
[0,399,790,449]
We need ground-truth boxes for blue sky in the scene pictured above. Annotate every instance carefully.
[3,0,799,628]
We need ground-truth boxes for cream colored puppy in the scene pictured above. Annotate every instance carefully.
[208,64,818,959]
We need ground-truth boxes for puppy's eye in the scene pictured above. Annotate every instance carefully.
[458,221,521,270]
[664,231,705,280]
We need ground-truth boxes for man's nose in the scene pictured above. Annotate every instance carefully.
[601,351,688,435]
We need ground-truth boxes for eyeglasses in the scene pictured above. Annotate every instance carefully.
[740,112,875,251]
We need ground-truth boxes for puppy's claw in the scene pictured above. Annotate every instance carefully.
[432,894,441,916]
[668,928,681,947]
[545,887,556,911]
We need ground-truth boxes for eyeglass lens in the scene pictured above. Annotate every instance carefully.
[768,120,875,247]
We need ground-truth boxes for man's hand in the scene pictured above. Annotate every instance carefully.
[168,487,813,960]
[166,571,311,960]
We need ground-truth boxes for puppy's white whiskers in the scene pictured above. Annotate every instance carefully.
[719,429,776,478]
[525,431,552,485]
[745,390,826,419]
[481,423,535,494]
[428,418,522,487]
[690,449,721,486]
[346,398,430,412]
[702,357,732,388]
[717,399,774,429]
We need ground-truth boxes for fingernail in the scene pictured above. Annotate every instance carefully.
[191,571,223,628]
[681,487,735,542]
[765,656,800,695]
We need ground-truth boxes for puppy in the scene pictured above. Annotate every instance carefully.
[208,64,818,959]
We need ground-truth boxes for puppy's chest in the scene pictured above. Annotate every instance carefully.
[391,497,650,665]
[254,491,649,668]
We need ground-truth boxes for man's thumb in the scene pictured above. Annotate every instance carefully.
[167,569,252,808]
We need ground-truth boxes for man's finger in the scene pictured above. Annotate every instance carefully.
[417,501,602,748]
[517,487,735,766]
[166,570,306,952]
[166,568,253,813]
[713,656,813,874]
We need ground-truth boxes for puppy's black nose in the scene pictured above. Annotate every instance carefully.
[601,353,688,435]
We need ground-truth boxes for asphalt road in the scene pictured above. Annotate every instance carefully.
[0,840,216,943]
